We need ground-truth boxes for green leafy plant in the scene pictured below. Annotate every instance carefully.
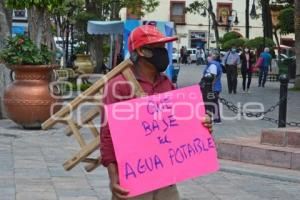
[222,38,247,50]
[74,42,88,55]
[221,32,242,43]
[65,83,92,91]
[278,7,295,35]
[0,35,53,65]
[244,37,275,50]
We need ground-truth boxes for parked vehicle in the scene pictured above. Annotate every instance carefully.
[54,37,79,53]
[187,48,197,62]
[172,48,180,63]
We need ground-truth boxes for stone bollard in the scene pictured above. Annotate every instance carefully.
[278,74,289,128]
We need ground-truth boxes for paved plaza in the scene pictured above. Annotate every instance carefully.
[1,64,300,200]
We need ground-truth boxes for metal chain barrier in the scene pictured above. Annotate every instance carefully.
[219,96,300,127]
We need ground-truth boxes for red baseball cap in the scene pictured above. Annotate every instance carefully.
[128,25,178,52]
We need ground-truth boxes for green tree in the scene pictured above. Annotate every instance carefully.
[186,0,220,48]
[220,31,242,48]
[278,7,295,35]
[5,0,63,49]
[223,38,247,50]
[52,0,85,64]
[245,37,275,51]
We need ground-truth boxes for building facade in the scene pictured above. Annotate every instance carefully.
[121,0,294,51]
[11,9,28,36]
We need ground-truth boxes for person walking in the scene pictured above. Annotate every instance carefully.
[179,46,184,64]
[196,47,201,65]
[240,47,255,93]
[180,46,188,64]
[202,51,223,124]
[100,25,213,200]
[187,49,192,65]
[258,47,272,87]
[201,48,206,64]
[223,46,240,94]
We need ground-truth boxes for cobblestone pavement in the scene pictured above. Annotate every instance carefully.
[1,126,300,200]
[1,63,300,200]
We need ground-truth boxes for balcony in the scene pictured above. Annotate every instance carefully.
[170,15,185,25]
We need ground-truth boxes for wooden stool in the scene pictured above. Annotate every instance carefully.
[42,59,145,172]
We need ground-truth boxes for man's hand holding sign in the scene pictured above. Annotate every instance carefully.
[100,25,218,200]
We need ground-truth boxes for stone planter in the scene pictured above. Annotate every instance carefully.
[3,65,61,129]
[74,54,94,74]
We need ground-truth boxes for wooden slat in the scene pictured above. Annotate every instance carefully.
[65,109,100,136]
[84,157,102,172]
[82,158,99,163]
[88,121,99,137]
[42,59,133,130]
[63,136,100,171]
[122,67,146,97]
[67,120,86,147]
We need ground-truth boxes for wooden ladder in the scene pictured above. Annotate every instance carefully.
[42,59,145,172]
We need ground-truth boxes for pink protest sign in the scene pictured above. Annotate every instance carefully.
[105,85,219,197]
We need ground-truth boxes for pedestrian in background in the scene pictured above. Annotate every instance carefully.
[187,49,192,65]
[181,46,188,64]
[196,47,202,65]
[240,47,255,93]
[258,47,272,87]
[223,46,240,94]
[180,46,184,64]
[202,51,223,124]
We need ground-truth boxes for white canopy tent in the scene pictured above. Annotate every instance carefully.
[87,21,124,69]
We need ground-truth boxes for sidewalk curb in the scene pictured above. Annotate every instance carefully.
[220,160,300,184]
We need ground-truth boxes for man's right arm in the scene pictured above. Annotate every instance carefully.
[100,76,132,198]
[107,163,129,199]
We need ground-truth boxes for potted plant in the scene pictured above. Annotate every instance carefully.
[0,35,61,129]
[73,43,94,74]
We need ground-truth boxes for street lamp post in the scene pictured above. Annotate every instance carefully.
[221,10,239,33]
[201,9,211,51]
[250,0,257,19]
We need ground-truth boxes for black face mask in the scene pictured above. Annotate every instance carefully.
[142,47,169,72]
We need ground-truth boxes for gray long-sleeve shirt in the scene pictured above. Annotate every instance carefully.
[223,51,240,66]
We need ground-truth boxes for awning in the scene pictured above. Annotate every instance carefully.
[87,21,124,35]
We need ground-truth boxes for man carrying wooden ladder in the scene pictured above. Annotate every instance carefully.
[101,25,213,200]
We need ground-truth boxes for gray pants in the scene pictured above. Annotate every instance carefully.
[226,65,238,94]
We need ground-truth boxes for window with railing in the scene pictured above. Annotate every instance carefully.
[13,9,27,20]
[170,1,186,25]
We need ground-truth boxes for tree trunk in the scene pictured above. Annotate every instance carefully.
[0,0,11,39]
[28,7,55,63]
[245,0,250,38]
[28,7,50,50]
[295,0,300,88]
[0,0,12,119]
[90,36,104,73]
[86,0,104,73]
[261,0,273,40]
[208,0,220,48]
[273,27,280,47]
